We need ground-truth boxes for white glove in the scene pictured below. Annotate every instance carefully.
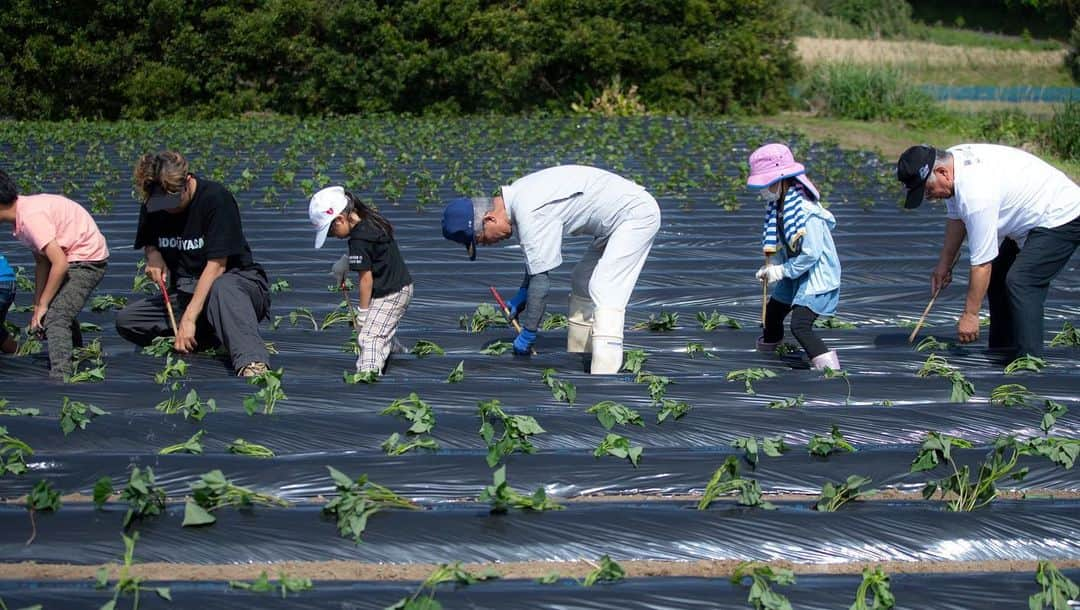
[331,254,349,286]
[353,307,368,329]
[755,264,784,283]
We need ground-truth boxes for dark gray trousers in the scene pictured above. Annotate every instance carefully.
[45,261,107,377]
[988,213,1080,357]
[115,267,271,371]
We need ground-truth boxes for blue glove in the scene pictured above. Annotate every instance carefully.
[513,328,537,355]
[507,287,528,318]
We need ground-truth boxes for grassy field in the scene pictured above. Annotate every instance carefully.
[796,37,1072,87]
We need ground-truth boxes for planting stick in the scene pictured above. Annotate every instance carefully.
[157,277,179,337]
[760,255,770,326]
[908,250,963,344]
[490,286,536,355]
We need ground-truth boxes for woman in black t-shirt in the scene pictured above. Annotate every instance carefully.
[309,186,413,375]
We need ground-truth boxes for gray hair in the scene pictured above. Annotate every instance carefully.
[471,196,493,230]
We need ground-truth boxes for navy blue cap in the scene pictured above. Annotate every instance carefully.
[442,197,477,260]
[897,145,936,209]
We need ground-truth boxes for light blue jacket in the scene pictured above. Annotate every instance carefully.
[0,254,13,283]
[775,204,841,297]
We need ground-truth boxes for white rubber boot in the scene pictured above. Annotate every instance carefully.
[590,308,625,374]
[567,294,594,353]
[811,350,841,372]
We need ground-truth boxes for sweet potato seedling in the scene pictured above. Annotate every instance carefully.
[323,466,417,544]
[229,570,313,599]
[850,566,895,610]
[990,383,1035,408]
[0,426,32,476]
[480,340,513,355]
[411,340,445,357]
[157,386,216,421]
[459,303,507,333]
[540,368,576,405]
[90,294,127,312]
[153,354,187,385]
[381,432,440,455]
[1020,437,1079,469]
[158,430,205,455]
[911,433,1026,511]
[814,316,856,329]
[120,467,167,528]
[815,475,876,512]
[479,465,563,513]
[631,310,678,331]
[141,336,175,357]
[0,397,39,417]
[1005,354,1047,374]
[636,372,672,404]
[822,367,852,404]
[67,341,107,383]
[917,354,974,403]
[685,341,713,359]
[594,432,643,467]
[386,562,499,609]
[582,555,625,587]
[383,393,435,434]
[182,469,290,527]
[1030,560,1079,609]
[541,313,568,330]
[731,561,795,610]
[227,438,275,458]
[15,331,42,356]
[808,425,856,457]
[321,303,355,330]
[914,336,951,353]
[767,395,805,409]
[732,435,788,467]
[587,400,644,430]
[59,396,108,435]
[94,533,171,610]
[726,368,777,395]
[286,306,319,330]
[697,310,742,330]
[243,368,286,415]
[698,456,775,510]
[93,476,112,508]
[25,479,60,545]
[1049,321,1080,347]
[343,370,380,384]
[478,399,544,467]
[621,349,647,375]
[656,398,691,423]
[445,361,464,383]
[269,279,291,293]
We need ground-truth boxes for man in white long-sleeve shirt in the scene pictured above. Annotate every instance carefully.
[441,165,662,374]
[897,144,1080,358]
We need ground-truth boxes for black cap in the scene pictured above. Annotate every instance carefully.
[896,145,936,209]
[145,182,183,212]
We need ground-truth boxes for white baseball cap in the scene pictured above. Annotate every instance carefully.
[309,186,349,248]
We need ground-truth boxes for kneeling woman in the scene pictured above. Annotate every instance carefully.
[310,187,413,375]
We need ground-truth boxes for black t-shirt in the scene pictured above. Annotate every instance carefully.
[347,217,411,299]
[133,176,260,293]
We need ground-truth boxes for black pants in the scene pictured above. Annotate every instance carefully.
[988,214,1080,357]
[116,267,271,371]
[762,298,829,359]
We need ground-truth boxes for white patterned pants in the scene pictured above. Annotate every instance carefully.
[356,283,413,374]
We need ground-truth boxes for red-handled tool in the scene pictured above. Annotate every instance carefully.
[490,286,536,355]
[157,276,179,338]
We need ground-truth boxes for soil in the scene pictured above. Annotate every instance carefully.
[5,558,1078,583]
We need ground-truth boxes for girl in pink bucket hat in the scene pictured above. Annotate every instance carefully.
[747,143,843,371]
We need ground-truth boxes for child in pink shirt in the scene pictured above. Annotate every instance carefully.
[0,170,109,378]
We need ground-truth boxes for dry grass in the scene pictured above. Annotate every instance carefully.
[797,37,1066,69]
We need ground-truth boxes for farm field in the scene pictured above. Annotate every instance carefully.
[0,116,1078,608]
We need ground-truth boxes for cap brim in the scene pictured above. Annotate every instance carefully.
[314,222,332,249]
[145,191,182,212]
[904,183,926,209]
[466,241,476,261]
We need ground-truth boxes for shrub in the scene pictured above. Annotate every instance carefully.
[802,63,937,122]
[1067,16,1080,84]
[807,0,913,38]
[1044,99,1080,161]
[976,109,1042,149]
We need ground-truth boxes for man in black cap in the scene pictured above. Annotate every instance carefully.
[115,151,272,377]
[897,144,1080,358]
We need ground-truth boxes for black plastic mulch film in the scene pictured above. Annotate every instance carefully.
[0,119,1077,606]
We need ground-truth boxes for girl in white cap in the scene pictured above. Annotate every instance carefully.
[309,187,413,375]
[747,143,842,371]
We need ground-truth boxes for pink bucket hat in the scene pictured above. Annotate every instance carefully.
[747,143,820,200]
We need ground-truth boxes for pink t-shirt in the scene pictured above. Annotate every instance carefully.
[13,194,110,262]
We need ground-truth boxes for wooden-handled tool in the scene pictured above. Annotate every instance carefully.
[909,250,963,344]
[157,277,179,337]
[490,286,536,355]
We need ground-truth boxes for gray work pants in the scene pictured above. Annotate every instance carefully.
[988,213,1080,357]
[45,261,107,377]
[116,267,271,371]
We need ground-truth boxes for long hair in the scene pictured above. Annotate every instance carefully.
[133,151,189,201]
[343,191,394,238]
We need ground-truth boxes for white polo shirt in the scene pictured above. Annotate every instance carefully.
[502,165,647,275]
[945,144,1080,265]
